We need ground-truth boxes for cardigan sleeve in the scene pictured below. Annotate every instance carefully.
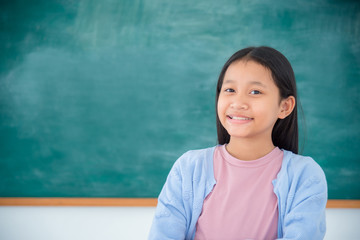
[278,157,328,240]
[148,159,187,240]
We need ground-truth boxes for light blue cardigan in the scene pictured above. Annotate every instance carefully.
[149,146,327,240]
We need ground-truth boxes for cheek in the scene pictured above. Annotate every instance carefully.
[217,103,227,127]
[217,98,227,116]
[216,103,222,120]
[253,103,280,120]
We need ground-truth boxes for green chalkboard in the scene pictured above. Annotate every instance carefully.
[0,0,359,199]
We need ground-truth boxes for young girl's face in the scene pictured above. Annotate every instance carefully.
[217,60,291,143]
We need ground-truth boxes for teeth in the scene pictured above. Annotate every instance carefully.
[231,116,252,120]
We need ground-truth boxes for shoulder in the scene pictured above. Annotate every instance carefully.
[282,150,326,178]
[169,146,217,186]
[174,146,217,170]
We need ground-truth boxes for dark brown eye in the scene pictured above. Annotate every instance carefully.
[250,90,261,95]
[225,88,235,92]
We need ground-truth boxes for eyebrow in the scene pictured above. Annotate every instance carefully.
[223,79,267,88]
[223,79,235,84]
[249,81,267,88]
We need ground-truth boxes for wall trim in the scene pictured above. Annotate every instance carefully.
[0,198,359,208]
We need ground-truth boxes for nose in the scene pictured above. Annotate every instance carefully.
[230,94,249,110]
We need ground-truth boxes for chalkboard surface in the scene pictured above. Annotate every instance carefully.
[0,0,359,199]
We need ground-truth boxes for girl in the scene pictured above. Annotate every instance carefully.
[148,46,327,240]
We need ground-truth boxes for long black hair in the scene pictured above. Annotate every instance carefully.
[216,46,300,153]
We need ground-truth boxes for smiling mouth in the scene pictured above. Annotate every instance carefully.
[227,115,253,120]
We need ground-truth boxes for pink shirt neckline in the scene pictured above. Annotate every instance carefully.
[221,144,282,168]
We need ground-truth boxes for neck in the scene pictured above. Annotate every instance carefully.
[226,136,275,161]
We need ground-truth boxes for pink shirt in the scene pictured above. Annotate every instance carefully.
[195,145,283,240]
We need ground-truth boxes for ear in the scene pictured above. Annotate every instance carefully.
[278,96,296,119]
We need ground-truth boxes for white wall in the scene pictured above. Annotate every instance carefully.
[0,207,359,240]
